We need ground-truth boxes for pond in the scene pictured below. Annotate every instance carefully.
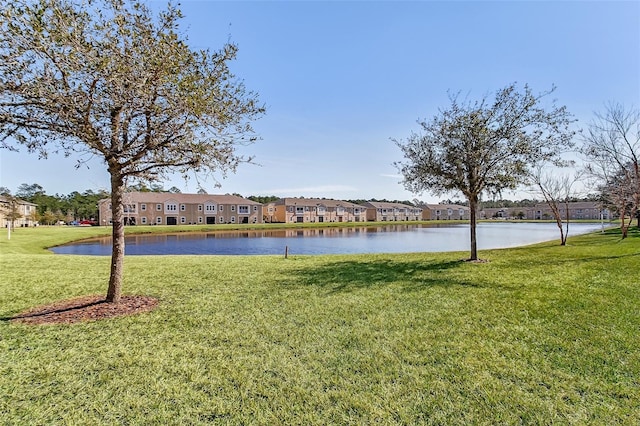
[50,222,606,256]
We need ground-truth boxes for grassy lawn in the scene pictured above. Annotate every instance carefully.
[0,225,638,424]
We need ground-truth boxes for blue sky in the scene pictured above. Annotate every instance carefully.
[1,0,638,203]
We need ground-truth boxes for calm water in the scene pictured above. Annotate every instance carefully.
[50,222,605,256]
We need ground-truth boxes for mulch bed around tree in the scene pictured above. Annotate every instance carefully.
[10,295,159,325]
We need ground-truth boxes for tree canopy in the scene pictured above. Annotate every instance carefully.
[394,83,575,260]
[1,0,265,302]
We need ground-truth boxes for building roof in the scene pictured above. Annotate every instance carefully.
[421,204,470,211]
[99,192,262,205]
[0,195,38,207]
[533,201,603,210]
[361,201,420,210]
[270,197,364,209]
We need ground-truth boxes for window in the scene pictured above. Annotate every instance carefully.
[141,217,147,224]
[231,205,236,212]
[218,216,224,223]
[230,216,236,223]
[123,204,136,213]
[220,205,224,212]
[141,204,146,211]
[198,216,203,224]
[156,217,162,224]
[198,205,203,211]
[156,204,162,211]
[238,205,249,214]
[337,207,345,215]
[166,203,177,212]
[253,205,258,211]
[205,203,216,213]
[180,217,186,224]
[180,204,186,211]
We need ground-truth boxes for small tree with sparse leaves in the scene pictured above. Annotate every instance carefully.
[394,83,575,260]
[1,0,264,302]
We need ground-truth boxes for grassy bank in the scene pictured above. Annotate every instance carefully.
[1,226,638,424]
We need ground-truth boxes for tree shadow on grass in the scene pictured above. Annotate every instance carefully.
[280,258,478,294]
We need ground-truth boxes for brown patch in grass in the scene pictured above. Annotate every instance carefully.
[461,258,490,263]
[10,295,158,325]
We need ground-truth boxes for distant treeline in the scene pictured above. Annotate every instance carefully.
[0,182,601,224]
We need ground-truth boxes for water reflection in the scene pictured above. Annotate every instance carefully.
[50,222,605,256]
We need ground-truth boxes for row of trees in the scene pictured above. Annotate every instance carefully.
[0,183,108,224]
[0,182,449,223]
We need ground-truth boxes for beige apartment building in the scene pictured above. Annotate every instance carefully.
[420,204,470,220]
[0,195,38,228]
[479,201,610,220]
[98,192,263,226]
[264,198,368,223]
[360,201,423,222]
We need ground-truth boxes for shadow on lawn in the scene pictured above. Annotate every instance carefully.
[281,258,477,293]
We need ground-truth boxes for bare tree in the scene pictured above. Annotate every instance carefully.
[1,0,264,302]
[1,196,23,234]
[529,166,583,245]
[582,103,639,238]
[598,164,638,236]
[394,83,575,261]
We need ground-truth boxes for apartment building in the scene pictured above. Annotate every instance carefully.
[360,201,422,222]
[420,204,470,220]
[479,201,610,220]
[98,192,263,226]
[264,198,368,223]
[529,201,610,220]
[0,195,38,228]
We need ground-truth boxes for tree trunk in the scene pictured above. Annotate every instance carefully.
[106,173,126,303]
[468,195,478,261]
[561,201,569,246]
[619,200,629,239]
[548,201,566,246]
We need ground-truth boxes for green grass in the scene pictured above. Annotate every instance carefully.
[0,226,638,424]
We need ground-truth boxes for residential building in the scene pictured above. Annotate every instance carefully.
[0,195,38,228]
[360,201,422,222]
[530,201,610,220]
[98,192,263,226]
[264,198,367,223]
[420,204,470,220]
[479,202,610,221]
